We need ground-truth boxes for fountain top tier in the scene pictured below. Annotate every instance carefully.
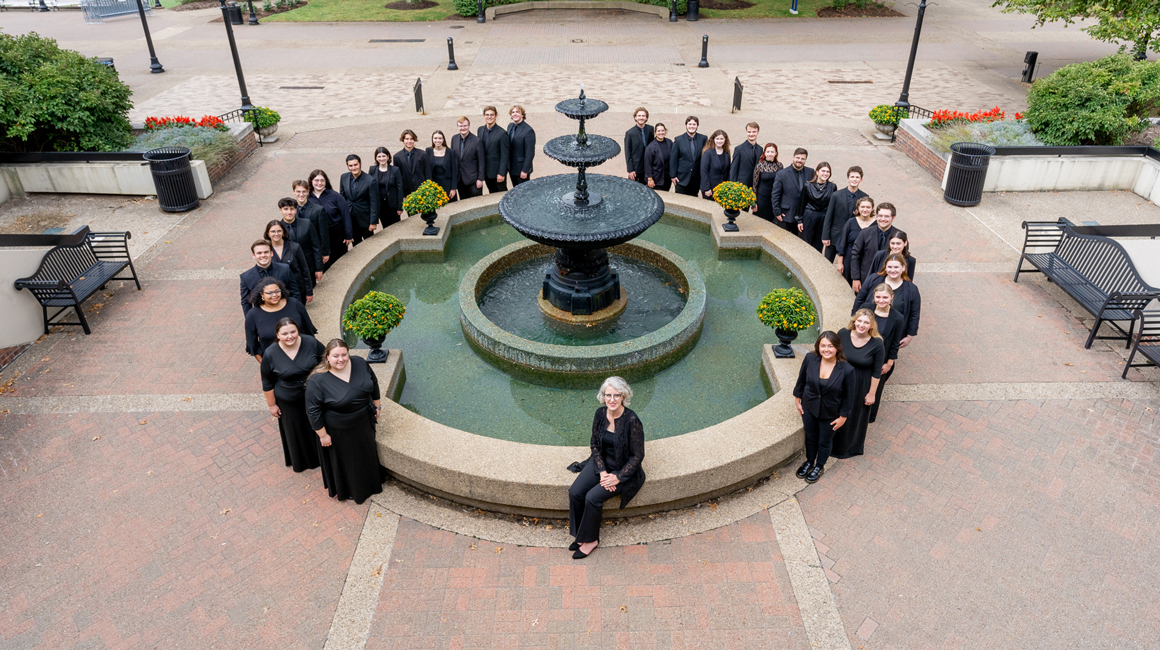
[542,86,620,171]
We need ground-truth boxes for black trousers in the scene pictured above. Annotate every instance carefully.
[379,200,400,228]
[326,223,347,270]
[801,210,825,253]
[350,224,373,247]
[824,245,838,263]
[675,182,698,197]
[510,174,531,187]
[458,182,482,200]
[869,363,894,423]
[802,410,838,469]
[568,462,618,544]
[485,177,508,194]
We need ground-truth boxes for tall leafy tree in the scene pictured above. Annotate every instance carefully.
[992,0,1160,60]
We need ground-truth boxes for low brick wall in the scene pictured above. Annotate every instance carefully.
[0,343,29,371]
[207,126,258,185]
[896,121,947,181]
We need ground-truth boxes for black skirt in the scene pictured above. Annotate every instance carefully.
[317,405,387,504]
[276,393,321,472]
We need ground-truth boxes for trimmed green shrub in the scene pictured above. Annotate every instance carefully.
[0,32,133,153]
[1025,54,1160,146]
[128,126,241,167]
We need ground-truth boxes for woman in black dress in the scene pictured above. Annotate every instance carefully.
[752,144,784,223]
[308,169,353,270]
[643,123,672,192]
[865,230,916,285]
[424,130,459,201]
[264,220,313,301]
[369,147,404,227]
[261,318,327,473]
[568,376,646,560]
[830,310,884,459]
[835,196,875,286]
[793,331,856,484]
[244,278,317,361]
[699,130,731,200]
[852,253,921,349]
[867,284,905,423]
[798,162,836,254]
[305,339,388,504]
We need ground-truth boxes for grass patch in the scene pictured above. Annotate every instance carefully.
[261,0,461,21]
[699,0,843,18]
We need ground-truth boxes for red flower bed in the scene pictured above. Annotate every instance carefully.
[144,115,228,132]
[928,106,1023,129]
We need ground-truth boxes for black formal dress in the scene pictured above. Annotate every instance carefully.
[830,328,884,459]
[866,251,916,284]
[270,240,312,299]
[624,124,654,184]
[849,225,900,287]
[729,141,762,190]
[793,353,856,469]
[669,132,708,196]
[699,149,731,198]
[770,164,814,233]
[424,148,459,200]
[282,211,325,283]
[393,147,428,198]
[478,124,511,194]
[340,171,380,246]
[305,356,388,504]
[451,132,485,199]
[508,121,536,186]
[368,165,404,227]
[244,297,316,357]
[261,335,327,472]
[854,276,922,339]
[800,181,836,253]
[239,263,300,316]
[309,189,352,269]
[868,307,906,423]
[837,218,871,286]
[752,160,784,224]
[822,188,867,262]
[568,406,646,544]
[644,138,672,192]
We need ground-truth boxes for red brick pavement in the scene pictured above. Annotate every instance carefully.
[365,512,810,650]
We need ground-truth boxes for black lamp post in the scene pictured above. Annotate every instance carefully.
[135,0,164,74]
[153,0,162,7]
[246,0,259,24]
[895,0,927,110]
[669,0,677,21]
[218,0,253,109]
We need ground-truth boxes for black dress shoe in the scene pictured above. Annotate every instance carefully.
[805,465,824,484]
[796,460,814,479]
[573,547,594,559]
[568,542,580,551]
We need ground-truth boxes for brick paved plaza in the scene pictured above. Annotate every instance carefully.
[2,1,1158,648]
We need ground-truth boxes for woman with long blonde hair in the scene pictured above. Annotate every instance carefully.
[830,309,885,461]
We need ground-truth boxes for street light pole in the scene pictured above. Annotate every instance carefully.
[135,0,164,74]
[218,0,253,109]
[246,0,259,25]
[895,0,927,109]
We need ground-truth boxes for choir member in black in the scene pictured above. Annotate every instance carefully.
[699,130,731,200]
[240,240,300,315]
[369,147,405,228]
[478,105,511,194]
[848,202,899,293]
[852,253,921,349]
[867,284,905,423]
[798,162,835,253]
[624,107,654,185]
[822,166,866,263]
[770,148,813,234]
[830,310,885,459]
[451,116,485,199]
[306,339,388,504]
[394,130,428,199]
[280,194,324,287]
[507,105,535,187]
[669,116,708,197]
[340,154,380,247]
[644,124,672,192]
[752,143,784,223]
[425,130,459,201]
[264,220,312,303]
[261,318,326,473]
[835,196,875,286]
[865,230,916,284]
[244,277,316,360]
[729,122,762,190]
[793,331,856,484]
[308,169,353,270]
[568,376,646,560]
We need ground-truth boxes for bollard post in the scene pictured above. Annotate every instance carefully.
[447,37,459,71]
[669,0,677,21]
[414,77,426,115]
[731,77,743,113]
[698,35,709,68]
[246,0,259,24]
[477,0,485,23]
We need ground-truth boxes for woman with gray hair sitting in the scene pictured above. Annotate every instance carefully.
[567,376,646,559]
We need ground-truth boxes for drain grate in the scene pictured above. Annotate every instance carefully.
[369,39,425,43]
[828,80,873,84]
[571,39,585,43]
[280,86,325,90]
[672,62,686,66]
[450,25,465,28]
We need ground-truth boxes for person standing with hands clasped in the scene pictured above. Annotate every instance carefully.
[478,106,511,194]
[340,155,380,247]
[669,116,708,197]
[451,116,485,200]
[624,107,654,185]
[644,124,672,192]
[830,310,885,460]
[798,162,836,253]
[568,377,646,560]
[752,143,784,222]
[699,130,731,200]
[261,318,326,474]
[507,105,536,187]
[793,331,856,484]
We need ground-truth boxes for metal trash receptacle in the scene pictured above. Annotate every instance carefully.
[943,142,996,207]
[226,1,244,24]
[144,147,200,213]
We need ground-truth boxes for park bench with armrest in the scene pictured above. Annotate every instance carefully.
[1123,309,1160,378]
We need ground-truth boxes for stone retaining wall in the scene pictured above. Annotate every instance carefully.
[896,119,948,182]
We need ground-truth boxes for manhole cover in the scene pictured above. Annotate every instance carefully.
[571,39,585,43]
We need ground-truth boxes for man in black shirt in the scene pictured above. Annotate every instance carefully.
[624,107,654,185]
[340,154,379,247]
[478,105,511,194]
[821,166,866,263]
[394,129,428,197]
[291,180,330,278]
[848,202,900,291]
[669,116,708,197]
[507,105,536,186]
[451,116,485,200]
[770,148,813,233]
[240,240,300,315]
[729,122,762,190]
[278,197,323,288]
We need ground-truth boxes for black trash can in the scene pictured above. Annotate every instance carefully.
[144,147,200,213]
[686,0,699,21]
[226,1,244,24]
[943,142,996,207]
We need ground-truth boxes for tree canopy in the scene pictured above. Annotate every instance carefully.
[992,0,1160,59]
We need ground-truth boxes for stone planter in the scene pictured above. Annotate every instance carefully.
[257,122,279,143]
[874,123,897,137]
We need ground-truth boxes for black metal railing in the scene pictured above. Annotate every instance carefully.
[216,107,262,147]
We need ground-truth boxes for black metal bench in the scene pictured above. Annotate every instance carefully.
[14,228,141,335]
[1124,309,1160,378]
[1015,218,1159,349]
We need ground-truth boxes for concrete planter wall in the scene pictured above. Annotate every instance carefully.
[486,0,668,19]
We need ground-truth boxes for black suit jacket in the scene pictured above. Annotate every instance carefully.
[451,132,485,185]
[271,240,312,297]
[729,141,762,189]
[793,353,856,420]
[699,149,731,195]
[340,171,380,231]
[624,124,654,178]
[849,225,900,284]
[477,124,511,179]
[239,262,300,315]
[369,165,405,215]
[393,148,428,196]
[281,215,324,275]
[770,165,814,222]
[669,132,708,187]
[822,188,867,245]
[507,121,536,176]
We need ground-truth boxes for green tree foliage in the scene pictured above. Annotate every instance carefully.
[992,0,1160,59]
[1025,54,1160,145]
[0,32,133,152]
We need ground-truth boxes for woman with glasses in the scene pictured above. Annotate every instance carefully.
[567,376,646,560]
[244,277,317,363]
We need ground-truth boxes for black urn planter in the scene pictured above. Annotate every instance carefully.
[772,328,798,359]
[363,335,388,363]
[722,208,740,232]
[421,211,440,236]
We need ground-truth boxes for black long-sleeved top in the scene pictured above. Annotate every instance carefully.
[854,275,922,337]
[867,306,906,361]
[270,239,313,297]
[866,251,916,283]
[306,356,381,431]
[368,164,405,215]
[669,132,708,187]
[699,149,731,195]
[281,212,325,274]
[308,189,353,241]
[802,180,836,216]
[729,141,762,189]
[508,121,536,176]
[770,164,814,223]
[793,353,857,420]
[260,335,327,401]
[589,406,646,509]
[644,138,672,187]
[849,225,901,285]
[477,124,511,179]
[624,124,655,178]
[393,147,428,197]
[239,262,300,315]
[823,188,867,245]
[244,297,316,356]
[838,328,885,381]
[451,132,485,186]
[424,148,459,196]
[340,171,380,232]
